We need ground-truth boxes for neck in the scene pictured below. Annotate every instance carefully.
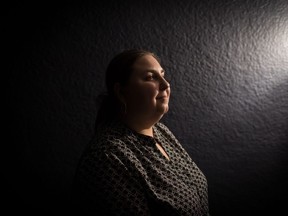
[120,115,158,137]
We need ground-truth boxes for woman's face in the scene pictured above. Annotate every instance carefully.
[122,54,171,121]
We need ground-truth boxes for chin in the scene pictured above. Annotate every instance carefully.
[157,105,169,114]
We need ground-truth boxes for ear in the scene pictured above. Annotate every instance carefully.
[114,82,126,103]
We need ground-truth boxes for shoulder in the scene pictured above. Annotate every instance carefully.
[76,130,131,177]
[89,127,129,155]
[94,120,130,144]
[84,121,138,162]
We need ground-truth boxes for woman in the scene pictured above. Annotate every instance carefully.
[71,49,209,215]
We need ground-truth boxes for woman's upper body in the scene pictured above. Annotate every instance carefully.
[71,49,209,215]
[72,119,209,216]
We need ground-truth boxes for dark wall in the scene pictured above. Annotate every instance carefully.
[7,0,288,215]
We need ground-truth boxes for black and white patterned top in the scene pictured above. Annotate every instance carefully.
[71,120,209,216]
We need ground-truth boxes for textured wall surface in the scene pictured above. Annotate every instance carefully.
[7,0,288,215]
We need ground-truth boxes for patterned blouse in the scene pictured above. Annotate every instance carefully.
[71,120,209,216]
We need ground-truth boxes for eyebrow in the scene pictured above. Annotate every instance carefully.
[144,69,165,74]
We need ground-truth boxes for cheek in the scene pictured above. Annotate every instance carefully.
[127,83,157,103]
[141,87,157,100]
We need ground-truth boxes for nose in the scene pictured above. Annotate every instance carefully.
[159,76,170,90]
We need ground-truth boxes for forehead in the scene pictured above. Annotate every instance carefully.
[132,55,162,73]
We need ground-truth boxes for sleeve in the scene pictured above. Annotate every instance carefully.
[71,146,151,216]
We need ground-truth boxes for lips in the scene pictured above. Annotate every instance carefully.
[156,96,168,99]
